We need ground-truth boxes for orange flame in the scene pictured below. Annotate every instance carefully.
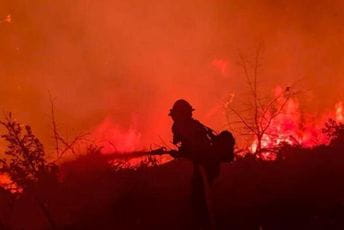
[0,174,22,193]
[91,117,173,167]
[335,102,344,122]
[250,88,343,157]
[91,117,142,154]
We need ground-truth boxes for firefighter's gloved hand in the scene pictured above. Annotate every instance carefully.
[170,150,182,158]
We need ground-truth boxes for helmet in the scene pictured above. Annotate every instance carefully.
[169,99,194,116]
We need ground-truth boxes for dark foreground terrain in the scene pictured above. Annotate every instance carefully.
[1,142,344,230]
[1,119,344,229]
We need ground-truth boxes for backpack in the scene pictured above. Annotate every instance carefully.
[212,130,235,162]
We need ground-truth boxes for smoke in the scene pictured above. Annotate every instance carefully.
[0,0,343,152]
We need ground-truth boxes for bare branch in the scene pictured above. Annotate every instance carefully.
[47,94,90,163]
[228,105,257,135]
[49,92,60,157]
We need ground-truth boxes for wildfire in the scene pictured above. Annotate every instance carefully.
[92,117,142,153]
[92,92,343,163]
[91,117,173,167]
[0,174,22,193]
[249,88,343,157]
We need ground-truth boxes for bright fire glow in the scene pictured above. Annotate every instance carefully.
[0,174,22,193]
[92,89,343,164]
[335,102,344,122]
[90,116,175,167]
[250,87,343,158]
[92,117,142,153]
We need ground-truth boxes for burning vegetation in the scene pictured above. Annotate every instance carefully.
[0,111,344,229]
[0,46,343,228]
[0,92,344,229]
[1,0,344,229]
[0,47,344,228]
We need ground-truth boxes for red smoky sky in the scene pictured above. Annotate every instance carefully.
[0,0,344,152]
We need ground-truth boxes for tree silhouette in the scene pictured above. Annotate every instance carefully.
[225,46,298,156]
[0,113,57,229]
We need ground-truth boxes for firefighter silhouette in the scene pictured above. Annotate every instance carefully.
[169,99,220,229]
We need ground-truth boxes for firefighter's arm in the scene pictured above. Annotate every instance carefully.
[172,132,181,145]
[171,125,188,158]
[169,149,182,158]
[149,147,183,158]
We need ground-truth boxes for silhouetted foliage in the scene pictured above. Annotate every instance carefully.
[323,119,344,146]
[0,114,57,190]
[0,114,58,229]
[225,47,299,155]
[1,117,344,229]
